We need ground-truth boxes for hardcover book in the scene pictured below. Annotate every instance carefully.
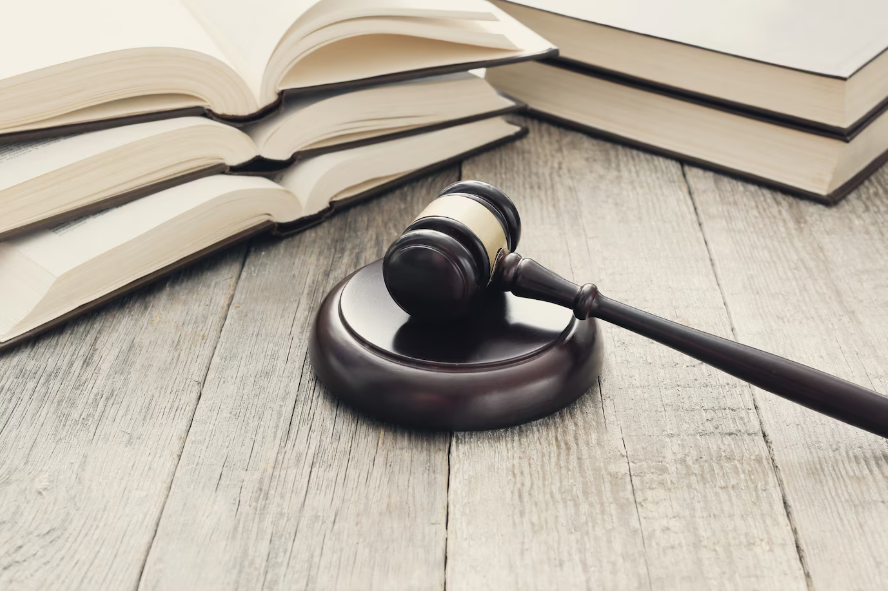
[493,0,888,137]
[487,61,888,203]
[0,0,554,140]
[0,72,520,239]
[0,117,527,349]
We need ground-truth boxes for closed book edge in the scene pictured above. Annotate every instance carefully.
[547,57,888,142]
[495,0,888,78]
[0,50,555,145]
[0,125,528,353]
[0,99,527,241]
[524,107,887,204]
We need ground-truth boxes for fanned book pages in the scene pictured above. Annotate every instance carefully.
[487,61,888,203]
[0,117,526,348]
[493,0,888,135]
[0,73,520,239]
[0,0,554,140]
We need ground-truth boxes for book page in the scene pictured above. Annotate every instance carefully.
[0,0,234,83]
[0,118,230,193]
[275,5,552,94]
[244,73,475,146]
[0,138,69,167]
[2,96,204,135]
[277,0,500,57]
[245,72,514,159]
[244,72,484,151]
[9,175,276,277]
[180,0,323,96]
[276,117,519,214]
[181,0,499,99]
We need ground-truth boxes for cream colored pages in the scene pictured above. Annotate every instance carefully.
[2,95,204,135]
[0,118,241,192]
[181,0,502,100]
[507,0,888,77]
[277,117,519,214]
[287,0,499,45]
[0,138,69,168]
[180,0,321,95]
[277,6,551,93]
[244,72,513,158]
[11,176,277,278]
[0,174,302,341]
[243,71,464,146]
[0,0,232,82]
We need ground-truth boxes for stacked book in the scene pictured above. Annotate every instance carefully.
[487,0,888,204]
[0,0,556,349]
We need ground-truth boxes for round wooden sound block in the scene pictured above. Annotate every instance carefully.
[309,260,603,430]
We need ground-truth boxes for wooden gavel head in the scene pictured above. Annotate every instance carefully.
[383,180,521,319]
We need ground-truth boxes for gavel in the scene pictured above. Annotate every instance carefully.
[382,180,888,437]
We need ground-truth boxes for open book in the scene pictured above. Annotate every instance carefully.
[0,0,553,140]
[0,117,526,349]
[0,72,520,239]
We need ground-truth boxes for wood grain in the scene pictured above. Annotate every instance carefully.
[685,165,888,590]
[4,118,888,591]
[138,171,457,591]
[449,119,806,590]
[0,246,247,591]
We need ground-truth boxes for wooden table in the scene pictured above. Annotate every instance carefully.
[2,117,888,590]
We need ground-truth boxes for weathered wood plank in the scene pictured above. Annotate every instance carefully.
[685,165,888,589]
[139,171,457,591]
[0,246,248,590]
[449,119,805,590]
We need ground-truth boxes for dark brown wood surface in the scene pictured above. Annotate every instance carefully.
[2,117,887,590]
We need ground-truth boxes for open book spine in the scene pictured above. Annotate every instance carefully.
[273,49,556,105]
[524,106,887,205]
[273,125,528,235]
[232,97,526,174]
[0,100,527,242]
[0,125,528,353]
[0,51,554,145]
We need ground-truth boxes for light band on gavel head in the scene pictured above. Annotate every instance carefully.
[412,194,508,272]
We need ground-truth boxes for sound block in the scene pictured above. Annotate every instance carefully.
[309,260,603,430]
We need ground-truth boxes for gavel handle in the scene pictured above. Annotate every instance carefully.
[593,295,888,437]
[493,251,888,437]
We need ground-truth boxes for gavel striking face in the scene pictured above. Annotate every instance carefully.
[383,181,888,438]
[383,180,521,320]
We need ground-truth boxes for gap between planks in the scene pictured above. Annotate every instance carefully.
[679,163,813,591]
[133,244,253,589]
